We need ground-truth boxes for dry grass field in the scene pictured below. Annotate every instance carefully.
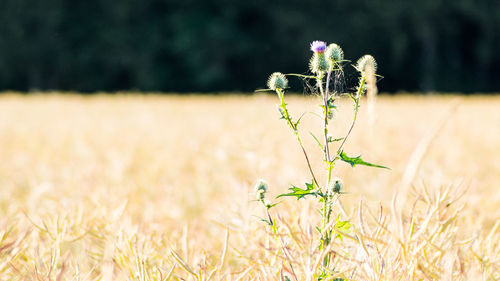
[0,93,499,280]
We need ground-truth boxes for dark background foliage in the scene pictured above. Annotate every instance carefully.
[0,0,499,93]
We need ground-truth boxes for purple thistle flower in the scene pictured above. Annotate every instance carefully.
[310,41,327,53]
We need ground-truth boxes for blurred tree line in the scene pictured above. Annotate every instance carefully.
[0,0,498,93]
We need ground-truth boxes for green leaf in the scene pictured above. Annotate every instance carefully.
[277,181,317,200]
[333,215,351,241]
[294,112,307,128]
[254,88,274,93]
[335,220,351,232]
[309,132,324,150]
[346,92,357,102]
[327,97,336,110]
[259,217,273,226]
[339,151,389,169]
[266,202,280,209]
[327,136,344,143]
[277,106,286,120]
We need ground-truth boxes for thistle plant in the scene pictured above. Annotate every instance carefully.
[256,41,388,280]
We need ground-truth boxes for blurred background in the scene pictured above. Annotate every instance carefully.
[0,0,499,94]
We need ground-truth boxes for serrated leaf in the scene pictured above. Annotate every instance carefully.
[335,220,351,232]
[277,181,317,200]
[339,151,389,169]
[277,106,286,120]
[327,97,336,110]
[333,215,351,241]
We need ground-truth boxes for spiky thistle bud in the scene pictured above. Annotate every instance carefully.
[309,41,329,74]
[325,43,344,63]
[267,72,288,91]
[328,177,343,195]
[254,179,268,200]
[264,199,272,209]
[355,55,377,74]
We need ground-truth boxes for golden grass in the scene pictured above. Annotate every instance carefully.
[0,93,499,280]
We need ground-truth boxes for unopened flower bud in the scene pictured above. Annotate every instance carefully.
[254,179,268,200]
[326,43,344,62]
[328,178,343,195]
[264,199,272,209]
[267,72,288,91]
[310,52,329,74]
[356,55,377,74]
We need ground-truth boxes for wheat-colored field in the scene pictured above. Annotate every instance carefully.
[0,93,499,280]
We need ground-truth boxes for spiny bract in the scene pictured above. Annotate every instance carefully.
[326,43,344,62]
[356,55,377,73]
[267,72,288,90]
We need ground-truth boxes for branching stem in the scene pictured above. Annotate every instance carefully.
[320,68,339,269]
[277,89,319,187]
[335,76,365,158]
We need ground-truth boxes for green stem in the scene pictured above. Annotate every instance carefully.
[320,70,336,269]
[317,72,332,190]
[324,69,334,184]
[335,76,365,158]
[323,197,328,230]
[323,72,331,163]
[277,89,319,187]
